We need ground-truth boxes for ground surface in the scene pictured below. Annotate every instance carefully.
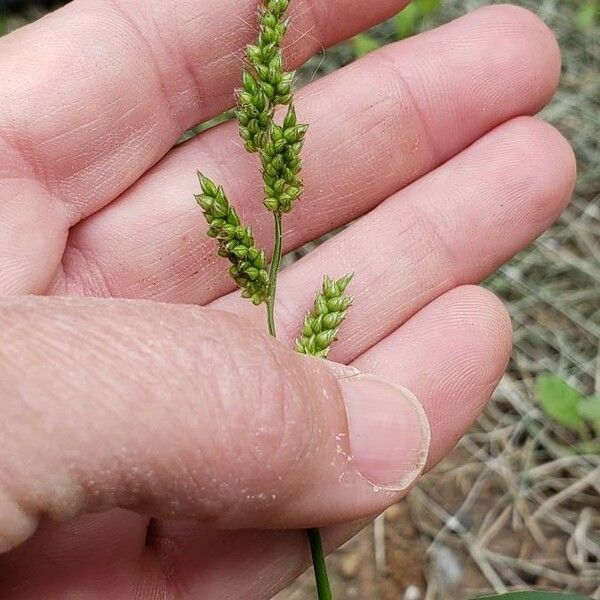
[1,1,599,599]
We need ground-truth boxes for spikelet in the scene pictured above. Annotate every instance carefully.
[195,172,268,305]
[295,274,354,358]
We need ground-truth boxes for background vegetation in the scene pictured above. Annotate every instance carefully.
[1,1,598,599]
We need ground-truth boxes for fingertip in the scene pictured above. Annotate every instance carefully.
[401,284,512,397]
[467,3,562,111]
[441,284,513,377]
[354,285,514,468]
[496,116,576,225]
[528,117,577,210]
[416,285,512,465]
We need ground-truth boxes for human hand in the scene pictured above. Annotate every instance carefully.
[0,1,575,597]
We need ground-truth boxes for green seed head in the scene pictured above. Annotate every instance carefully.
[195,172,269,305]
[295,274,354,359]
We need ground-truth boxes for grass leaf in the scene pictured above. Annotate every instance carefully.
[536,374,584,430]
[578,395,600,434]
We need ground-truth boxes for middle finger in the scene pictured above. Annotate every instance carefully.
[213,115,575,362]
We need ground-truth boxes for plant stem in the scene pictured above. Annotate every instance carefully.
[266,211,283,337]
[308,528,333,600]
[265,213,332,600]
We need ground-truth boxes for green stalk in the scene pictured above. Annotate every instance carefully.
[308,528,333,600]
[266,211,283,338]
[264,213,332,600]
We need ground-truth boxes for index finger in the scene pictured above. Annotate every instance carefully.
[0,0,409,224]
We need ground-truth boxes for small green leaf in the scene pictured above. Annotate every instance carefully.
[578,395,600,434]
[394,3,420,39]
[578,396,600,421]
[352,34,380,58]
[536,374,584,431]
[576,0,598,29]
[475,593,589,600]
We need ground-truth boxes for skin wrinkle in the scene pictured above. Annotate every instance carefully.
[144,5,206,127]
[291,88,405,226]
[114,0,207,133]
[36,99,128,151]
[54,115,162,220]
[0,139,71,279]
[150,244,212,301]
[59,240,115,298]
[0,125,57,204]
[0,190,63,294]
[0,130,39,181]
[218,339,302,488]
[374,48,441,165]
[104,0,179,132]
[263,357,318,484]
[180,0,259,114]
[405,197,463,289]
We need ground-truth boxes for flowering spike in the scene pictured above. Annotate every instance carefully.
[195,172,268,305]
[295,274,354,358]
[235,1,307,215]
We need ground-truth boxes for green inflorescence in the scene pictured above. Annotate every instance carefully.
[236,0,307,214]
[261,105,307,213]
[295,274,354,358]
[236,0,295,152]
[195,172,269,305]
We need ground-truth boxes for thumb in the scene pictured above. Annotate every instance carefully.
[0,296,429,552]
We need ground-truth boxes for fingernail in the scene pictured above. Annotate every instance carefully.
[338,373,430,491]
